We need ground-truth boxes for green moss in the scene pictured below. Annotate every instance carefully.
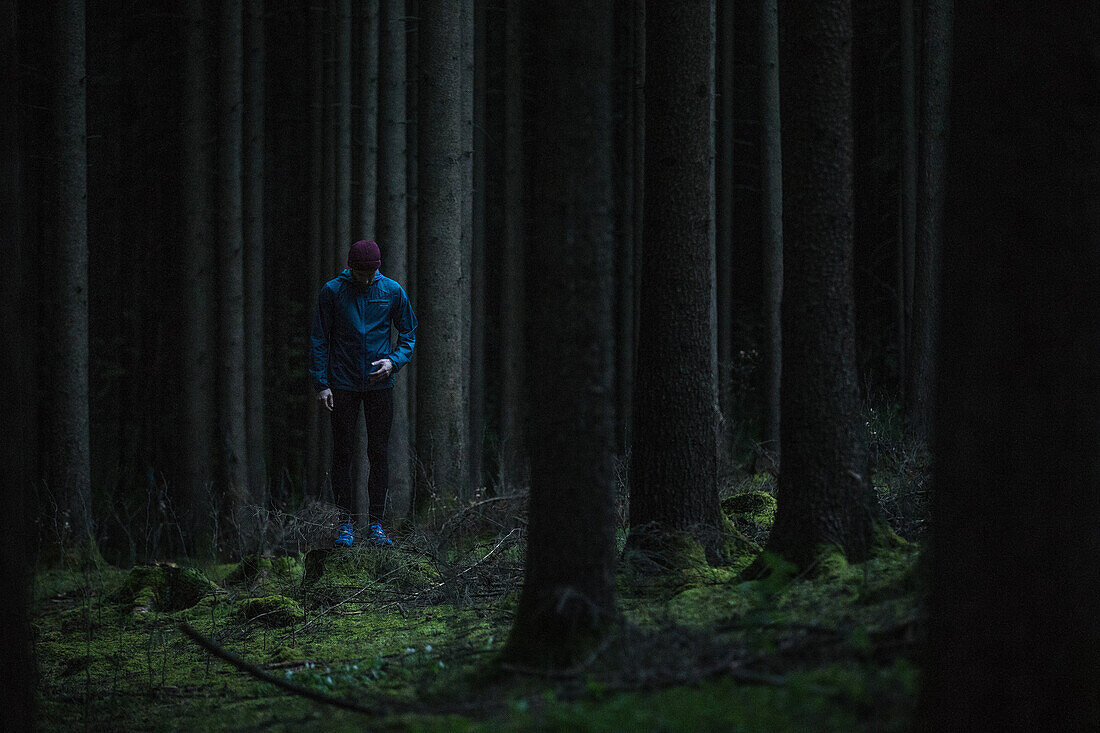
[233,595,305,627]
[301,547,441,606]
[722,490,778,528]
[109,564,219,612]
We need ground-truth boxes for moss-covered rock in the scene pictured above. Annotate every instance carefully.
[109,564,219,613]
[300,547,441,606]
[223,553,304,591]
[233,595,305,627]
[722,490,778,528]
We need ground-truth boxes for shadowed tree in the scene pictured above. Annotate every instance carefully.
[715,0,733,432]
[502,0,617,669]
[1,1,35,722]
[414,0,469,507]
[628,0,725,564]
[217,0,249,525]
[920,3,1099,729]
[180,0,218,555]
[377,0,411,515]
[754,0,891,572]
[244,0,266,504]
[904,0,952,440]
[759,0,783,459]
[498,0,526,492]
[306,0,325,499]
[53,0,94,553]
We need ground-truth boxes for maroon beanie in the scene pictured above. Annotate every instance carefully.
[348,240,381,271]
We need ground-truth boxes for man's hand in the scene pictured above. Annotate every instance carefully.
[317,388,334,411]
[369,358,395,382]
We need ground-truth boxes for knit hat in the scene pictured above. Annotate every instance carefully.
[348,240,381,271]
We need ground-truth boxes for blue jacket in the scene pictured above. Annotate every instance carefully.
[309,269,417,392]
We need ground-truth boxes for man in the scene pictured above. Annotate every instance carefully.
[309,240,417,548]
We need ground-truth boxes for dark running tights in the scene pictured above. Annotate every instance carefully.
[329,387,393,526]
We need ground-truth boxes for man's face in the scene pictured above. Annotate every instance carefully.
[351,268,376,286]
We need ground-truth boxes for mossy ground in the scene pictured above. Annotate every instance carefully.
[33,484,924,731]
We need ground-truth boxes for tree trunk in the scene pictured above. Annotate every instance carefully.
[306,0,325,499]
[459,0,478,496]
[631,0,645,385]
[244,0,266,506]
[921,5,1099,727]
[759,0,783,459]
[904,0,951,441]
[628,0,722,560]
[715,0,733,437]
[180,0,218,555]
[503,0,617,670]
[612,0,636,457]
[217,0,249,528]
[897,0,917,397]
[377,0,411,517]
[54,0,94,551]
[760,0,887,571]
[404,0,418,485]
[357,0,379,237]
[1,1,35,721]
[470,0,486,494]
[498,0,526,492]
[414,0,469,506]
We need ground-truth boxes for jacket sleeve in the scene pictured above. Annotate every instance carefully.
[387,286,417,372]
[309,286,334,392]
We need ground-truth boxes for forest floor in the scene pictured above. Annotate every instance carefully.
[33,462,927,731]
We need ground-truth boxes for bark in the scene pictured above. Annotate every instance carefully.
[54,0,94,548]
[377,0,411,516]
[499,0,526,491]
[898,0,917,394]
[904,0,951,441]
[470,0,486,494]
[759,0,783,457]
[404,0,418,477]
[612,0,635,456]
[357,0,379,237]
[760,0,886,570]
[306,1,325,499]
[180,0,218,554]
[629,0,721,551]
[414,0,469,504]
[244,0,266,505]
[920,5,1100,727]
[1,2,35,722]
[631,0,645,374]
[218,0,249,522]
[503,0,617,669]
[715,0,733,431]
[458,0,477,495]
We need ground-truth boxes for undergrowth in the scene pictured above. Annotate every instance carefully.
[32,433,928,731]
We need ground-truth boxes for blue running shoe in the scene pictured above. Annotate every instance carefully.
[334,523,354,548]
[368,522,393,547]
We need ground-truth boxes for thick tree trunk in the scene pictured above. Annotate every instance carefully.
[357,0,379,237]
[404,0,418,481]
[759,0,783,459]
[54,0,94,551]
[377,0,411,517]
[631,0,645,378]
[244,0,266,506]
[414,0,469,506]
[628,0,721,557]
[470,0,486,495]
[761,0,887,570]
[306,1,325,499]
[503,0,617,670]
[921,5,1099,727]
[180,0,218,555]
[612,0,635,457]
[898,0,917,396]
[217,0,249,526]
[1,2,35,721]
[460,0,479,496]
[499,0,526,492]
[715,0,733,435]
[904,0,951,441]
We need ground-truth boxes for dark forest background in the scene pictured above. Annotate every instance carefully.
[2,0,1097,729]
